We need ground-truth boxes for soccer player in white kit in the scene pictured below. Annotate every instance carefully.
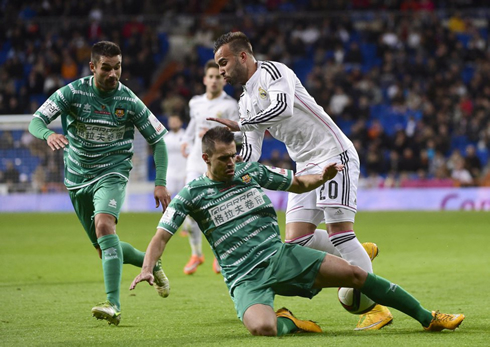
[164,114,187,196]
[209,31,393,330]
[180,59,239,275]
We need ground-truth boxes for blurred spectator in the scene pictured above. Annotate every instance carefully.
[329,86,350,116]
[464,144,482,179]
[0,131,14,149]
[61,52,79,81]
[451,156,474,187]
[448,11,466,33]
[398,147,420,174]
[3,161,20,193]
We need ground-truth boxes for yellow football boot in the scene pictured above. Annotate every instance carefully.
[276,307,323,333]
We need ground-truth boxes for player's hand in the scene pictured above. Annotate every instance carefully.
[180,143,189,158]
[155,185,171,212]
[322,162,344,181]
[206,117,240,132]
[130,271,154,290]
[47,133,68,151]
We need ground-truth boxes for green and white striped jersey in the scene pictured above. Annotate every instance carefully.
[158,161,293,291]
[34,76,167,189]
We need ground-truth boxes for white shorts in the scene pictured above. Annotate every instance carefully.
[286,146,359,225]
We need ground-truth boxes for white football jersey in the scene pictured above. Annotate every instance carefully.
[238,61,353,172]
[164,128,187,179]
[183,91,239,173]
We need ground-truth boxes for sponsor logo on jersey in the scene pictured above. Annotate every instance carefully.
[265,166,287,176]
[115,108,125,118]
[160,207,176,224]
[83,103,91,113]
[241,174,251,184]
[209,188,265,227]
[39,99,61,118]
[149,114,165,134]
[219,184,236,192]
[95,105,111,115]
[258,87,267,99]
[75,123,125,143]
[206,188,215,195]
[109,199,117,208]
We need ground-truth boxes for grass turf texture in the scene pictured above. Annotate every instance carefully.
[0,211,488,346]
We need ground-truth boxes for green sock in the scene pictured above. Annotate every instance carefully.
[276,317,298,336]
[361,273,433,327]
[120,241,159,272]
[120,241,145,267]
[98,234,123,311]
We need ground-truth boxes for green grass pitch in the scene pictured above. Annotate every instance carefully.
[1,211,489,346]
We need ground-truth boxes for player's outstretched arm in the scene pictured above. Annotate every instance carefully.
[152,139,171,211]
[288,162,344,194]
[154,185,171,212]
[130,228,172,290]
[29,117,68,151]
[207,117,240,131]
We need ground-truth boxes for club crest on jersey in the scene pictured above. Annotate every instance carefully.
[241,174,252,184]
[215,111,223,119]
[258,87,267,99]
[115,108,125,118]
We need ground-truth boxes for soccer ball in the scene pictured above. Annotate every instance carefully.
[337,287,376,314]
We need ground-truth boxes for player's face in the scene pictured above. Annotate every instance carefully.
[203,67,225,95]
[215,44,247,85]
[205,141,237,182]
[90,55,122,92]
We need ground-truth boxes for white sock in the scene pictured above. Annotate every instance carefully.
[329,230,373,273]
[185,217,202,256]
[286,229,341,256]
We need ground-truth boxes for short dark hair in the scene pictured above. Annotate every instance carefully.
[202,127,235,155]
[213,31,253,55]
[91,41,122,65]
[204,59,218,72]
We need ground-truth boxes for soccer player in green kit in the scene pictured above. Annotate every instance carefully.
[131,127,464,336]
[29,41,171,326]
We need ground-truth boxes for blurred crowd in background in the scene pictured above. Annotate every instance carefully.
[0,0,489,193]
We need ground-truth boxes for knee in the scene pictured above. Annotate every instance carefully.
[349,265,368,289]
[247,322,277,336]
[95,215,116,236]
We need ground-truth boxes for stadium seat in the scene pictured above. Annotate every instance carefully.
[196,45,214,66]
[292,57,314,84]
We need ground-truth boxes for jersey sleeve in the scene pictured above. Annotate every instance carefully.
[131,97,167,145]
[240,130,265,162]
[239,63,295,133]
[34,85,72,124]
[253,162,294,191]
[157,188,191,234]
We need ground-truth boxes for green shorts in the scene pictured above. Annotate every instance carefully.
[231,243,326,320]
[68,174,127,246]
